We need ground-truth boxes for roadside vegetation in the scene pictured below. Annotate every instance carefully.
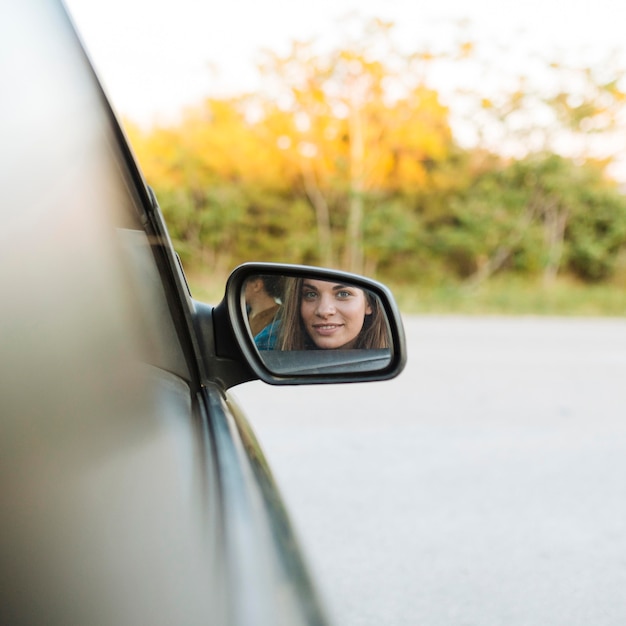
[126,18,626,316]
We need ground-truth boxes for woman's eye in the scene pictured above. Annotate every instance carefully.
[302,291,318,300]
[337,290,352,299]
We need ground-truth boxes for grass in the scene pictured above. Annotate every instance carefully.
[186,271,228,305]
[186,269,626,317]
[388,276,626,317]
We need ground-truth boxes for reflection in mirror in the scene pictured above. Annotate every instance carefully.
[242,274,392,375]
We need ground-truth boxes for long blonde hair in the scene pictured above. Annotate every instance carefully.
[277,277,389,350]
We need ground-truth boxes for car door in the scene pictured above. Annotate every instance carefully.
[2,3,407,626]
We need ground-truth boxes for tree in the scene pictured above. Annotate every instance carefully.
[123,17,626,291]
[431,154,626,286]
[258,17,453,273]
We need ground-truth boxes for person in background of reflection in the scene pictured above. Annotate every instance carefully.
[277,277,389,350]
[244,275,283,350]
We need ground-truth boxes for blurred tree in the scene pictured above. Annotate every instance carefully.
[127,99,314,273]
[258,17,453,273]
[430,154,626,286]
[124,17,626,293]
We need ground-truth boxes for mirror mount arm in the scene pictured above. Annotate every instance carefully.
[192,299,257,389]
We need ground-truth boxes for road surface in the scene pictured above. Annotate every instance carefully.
[232,315,626,626]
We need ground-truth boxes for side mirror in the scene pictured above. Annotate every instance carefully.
[216,263,406,385]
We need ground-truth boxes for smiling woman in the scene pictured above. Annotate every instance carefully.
[225,264,404,382]
[278,277,389,351]
[300,280,372,350]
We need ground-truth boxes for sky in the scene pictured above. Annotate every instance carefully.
[65,0,626,124]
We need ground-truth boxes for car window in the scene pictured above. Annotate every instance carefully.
[116,224,192,381]
[3,0,195,419]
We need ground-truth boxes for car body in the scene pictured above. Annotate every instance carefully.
[0,2,406,625]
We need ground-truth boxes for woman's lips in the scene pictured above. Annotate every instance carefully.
[312,323,343,336]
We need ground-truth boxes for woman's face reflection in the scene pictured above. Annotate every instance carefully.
[300,279,372,349]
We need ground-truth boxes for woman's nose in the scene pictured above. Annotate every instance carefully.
[316,295,336,316]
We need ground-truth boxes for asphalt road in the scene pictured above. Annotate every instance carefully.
[232,315,626,626]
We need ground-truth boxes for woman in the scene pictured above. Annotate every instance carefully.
[277,277,389,350]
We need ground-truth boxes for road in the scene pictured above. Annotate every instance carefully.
[232,315,626,626]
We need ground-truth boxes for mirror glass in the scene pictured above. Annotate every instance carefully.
[241,273,393,375]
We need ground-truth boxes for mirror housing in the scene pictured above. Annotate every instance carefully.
[207,263,406,387]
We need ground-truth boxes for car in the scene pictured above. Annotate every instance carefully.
[0,2,406,625]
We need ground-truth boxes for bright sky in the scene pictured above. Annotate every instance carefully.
[65,0,626,125]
